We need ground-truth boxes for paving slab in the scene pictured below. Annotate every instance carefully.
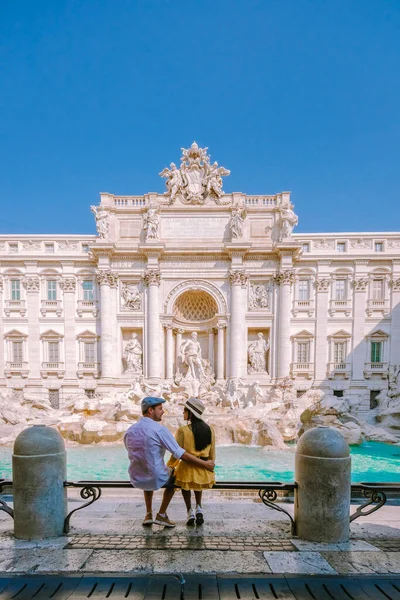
[263,551,338,574]
[321,550,400,574]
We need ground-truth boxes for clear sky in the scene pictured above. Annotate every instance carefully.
[1,0,399,235]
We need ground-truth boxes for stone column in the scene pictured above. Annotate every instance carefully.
[208,328,215,370]
[217,323,226,380]
[96,270,118,379]
[22,276,41,380]
[175,329,184,362]
[143,270,161,380]
[352,277,369,381]
[314,277,331,384]
[390,277,400,364]
[59,277,78,380]
[276,270,295,379]
[165,324,174,379]
[229,269,248,378]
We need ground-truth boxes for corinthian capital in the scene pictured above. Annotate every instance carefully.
[352,277,369,292]
[96,270,118,288]
[229,269,248,288]
[315,277,331,292]
[274,270,295,286]
[390,278,400,292]
[142,269,161,287]
[59,277,76,293]
[22,276,40,293]
[0,277,3,292]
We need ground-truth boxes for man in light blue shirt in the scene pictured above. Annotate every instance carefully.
[124,396,215,527]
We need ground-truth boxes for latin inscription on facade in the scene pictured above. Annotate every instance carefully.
[161,217,229,239]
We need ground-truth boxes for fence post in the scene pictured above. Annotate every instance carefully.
[13,425,67,539]
[295,426,351,542]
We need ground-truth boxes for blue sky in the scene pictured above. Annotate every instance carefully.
[1,0,399,235]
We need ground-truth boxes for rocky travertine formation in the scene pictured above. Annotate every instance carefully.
[0,382,399,447]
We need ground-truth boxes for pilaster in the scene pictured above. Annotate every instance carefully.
[229,269,248,378]
[275,269,295,379]
[143,269,161,381]
[22,275,41,382]
[96,269,118,379]
[59,276,78,381]
[314,276,330,384]
[352,273,369,382]
[390,275,400,365]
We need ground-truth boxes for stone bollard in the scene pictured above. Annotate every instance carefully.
[295,426,351,543]
[13,425,67,539]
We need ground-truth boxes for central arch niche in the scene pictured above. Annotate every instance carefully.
[173,290,218,324]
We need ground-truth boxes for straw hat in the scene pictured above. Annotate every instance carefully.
[182,397,206,421]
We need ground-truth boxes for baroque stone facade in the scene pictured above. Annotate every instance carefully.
[0,143,399,412]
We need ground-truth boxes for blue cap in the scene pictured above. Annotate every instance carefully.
[141,396,166,412]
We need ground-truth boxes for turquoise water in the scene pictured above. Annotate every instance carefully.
[1,441,399,483]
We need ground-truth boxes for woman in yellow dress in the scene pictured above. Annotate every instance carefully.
[168,397,216,525]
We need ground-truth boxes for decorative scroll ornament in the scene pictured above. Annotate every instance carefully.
[59,277,76,293]
[58,240,79,251]
[96,270,118,288]
[315,277,331,292]
[217,322,227,330]
[274,270,295,286]
[159,142,230,205]
[229,269,248,288]
[388,240,400,249]
[352,277,369,292]
[142,269,161,287]
[390,278,400,291]
[22,276,40,292]
[350,239,372,250]
[121,283,141,310]
[22,240,41,251]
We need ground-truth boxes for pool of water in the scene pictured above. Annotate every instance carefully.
[1,441,399,482]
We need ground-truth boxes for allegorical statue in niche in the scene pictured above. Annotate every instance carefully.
[248,332,270,374]
[123,333,143,374]
[121,283,141,310]
[90,205,109,239]
[230,207,246,239]
[249,284,269,310]
[143,207,160,240]
[278,203,298,241]
[180,331,205,381]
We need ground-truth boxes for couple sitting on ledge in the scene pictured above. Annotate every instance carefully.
[124,396,216,528]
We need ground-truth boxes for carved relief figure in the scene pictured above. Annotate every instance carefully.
[278,204,298,241]
[248,332,269,374]
[143,207,160,240]
[90,206,109,239]
[230,207,246,239]
[121,283,141,310]
[249,283,269,310]
[123,333,143,373]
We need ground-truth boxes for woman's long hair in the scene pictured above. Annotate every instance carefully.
[187,410,212,451]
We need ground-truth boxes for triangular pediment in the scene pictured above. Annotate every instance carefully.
[368,329,389,339]
[40,329,64,339]
[291,329,314,340]
[76,329,98,340]
[4,329,27,339]
[329,329,352,339]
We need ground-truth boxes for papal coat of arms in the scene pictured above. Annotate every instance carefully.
[159,142,230,205]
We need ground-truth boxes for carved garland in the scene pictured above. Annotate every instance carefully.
[352,278,369,292]
[96,270,118,288]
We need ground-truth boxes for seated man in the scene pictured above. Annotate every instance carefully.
[124,396,215,527]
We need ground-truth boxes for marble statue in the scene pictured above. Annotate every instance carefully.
[180,331,205,381]
[90,205,109,239]
[278,203,298,241]
[143,207,160,240]
[249,283,269,310]
[225,378,245,410]
[245,381,265,407]
[248,333,269,374]
[159,142,230,205]
[388,365,400,398]
[126,376,146,403]
[123,334,143,373]
[121,283,141,310]
[230,207,246,239]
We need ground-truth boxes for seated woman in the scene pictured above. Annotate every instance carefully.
[168,398,216,525]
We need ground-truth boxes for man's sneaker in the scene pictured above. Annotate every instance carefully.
[142,512,153,526]
[154,513,176,528]
[196,508,204,526]
[186,509,195,526]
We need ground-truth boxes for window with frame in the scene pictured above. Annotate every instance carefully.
[82,280,94,301]
[371,341,382,363]
[82,244,89,253]
[297,280,310,301]
[47,280,57,300]
[11,279,21,300]
[302,243,310,253]
[45,243,54,254]
[297,342,310,364]
[371,279,384,300]
[337,242,346,253]
[374,242,383,253]
[9,243,18,254]
[84,342,95,363]
[48,341,60,363]
[12,341,23,362]
[335,279,347,300]
[334,342,347,363]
